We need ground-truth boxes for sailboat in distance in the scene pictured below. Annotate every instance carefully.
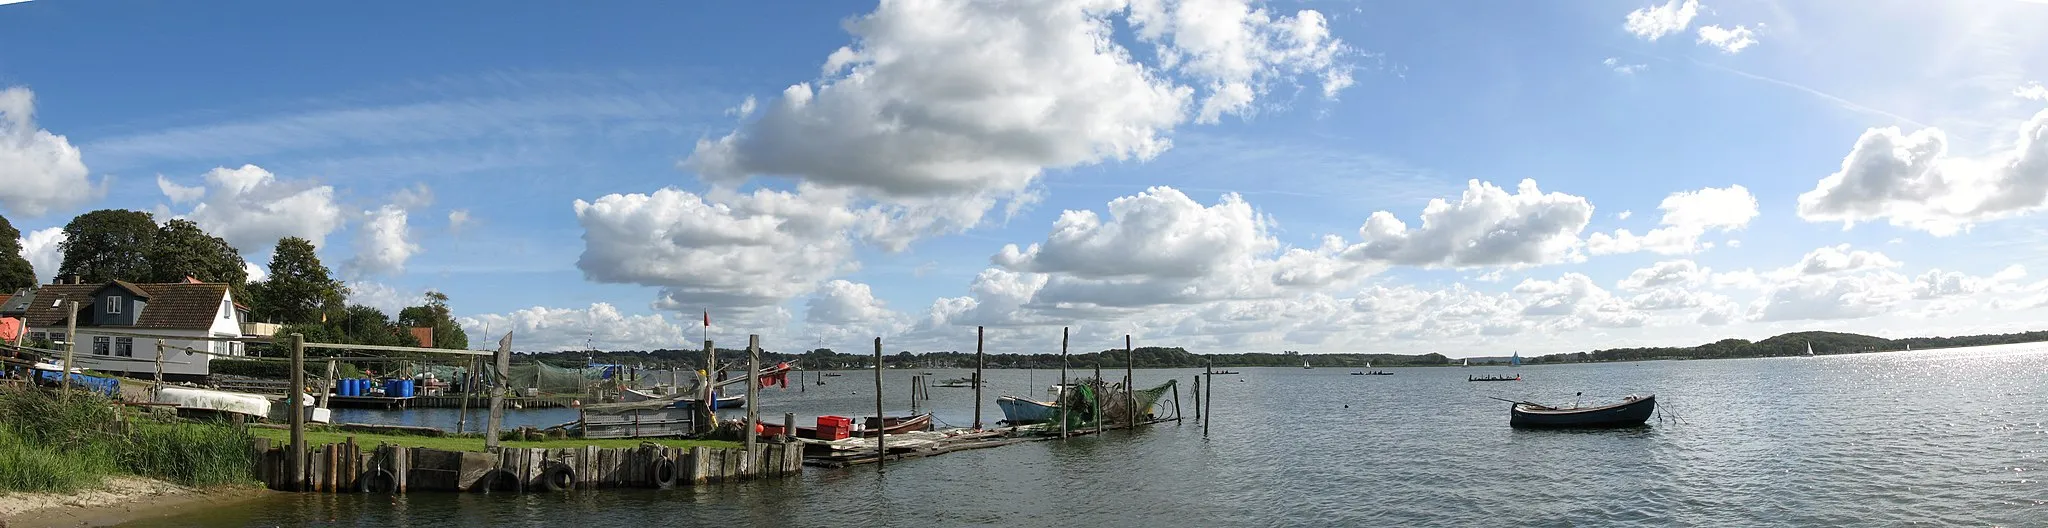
[1806,342,1815,357]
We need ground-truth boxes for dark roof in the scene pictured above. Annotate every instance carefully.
[0,291,33,315]
[94,281,153,300]
[20,282,233,331]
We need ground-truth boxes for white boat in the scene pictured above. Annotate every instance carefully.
[996,385,1070,424]
[1806,342,1815,357]
[154,385,275,418]
[1302,359,1313,369]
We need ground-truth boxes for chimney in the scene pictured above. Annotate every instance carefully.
[184,276,203,284]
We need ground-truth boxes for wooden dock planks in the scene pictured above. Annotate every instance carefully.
[257,440,800,493]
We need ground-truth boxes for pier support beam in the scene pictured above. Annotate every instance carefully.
[974,326,984,430]
[288,332,306,491]
[745,335,760,472]
[874,336,884,472]
[1059,327,1069,439]
[486,332,510,451]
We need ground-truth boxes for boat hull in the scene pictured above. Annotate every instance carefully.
[996,396,1060,424]
[1510,394,1655,428]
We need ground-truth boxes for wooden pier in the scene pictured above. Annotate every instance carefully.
[253,438,801,492]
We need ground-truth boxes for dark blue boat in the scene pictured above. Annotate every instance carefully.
[1510,394,1655,428]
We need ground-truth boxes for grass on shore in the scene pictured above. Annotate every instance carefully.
[247,427,740,452]
[0,386,253,493]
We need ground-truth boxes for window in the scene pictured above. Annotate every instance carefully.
[115,337,133,358]
[93,336,110,356]
[221,300,232,320]
[50,332,66,346]
[107,296,122,314]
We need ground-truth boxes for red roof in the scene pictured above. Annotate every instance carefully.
[409,327,434,348]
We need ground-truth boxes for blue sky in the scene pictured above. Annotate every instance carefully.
[5,0,2048,355]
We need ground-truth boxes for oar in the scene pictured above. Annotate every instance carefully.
[1484,396,1550,409]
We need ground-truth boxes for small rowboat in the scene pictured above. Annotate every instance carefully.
[1469,375,1520,382]
[1510,394,1656,428]
[1350,371,1393,376]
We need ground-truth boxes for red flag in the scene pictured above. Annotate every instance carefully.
[703,310,709,327]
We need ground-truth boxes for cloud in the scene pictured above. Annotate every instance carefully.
[458,303,687,351]
[447,209,472,233]
[0,86,98,217]
[727,95,757,118]
[17,227,63,284]
[164,164,347,252]
[1589,185,1757,255]
[1618,259,1707,290]
[573,186,864,319]
[345,280,424,315]
[805,280,912,343]
[683,0,1349,242]
[1624,0,1701,41]
[1512,273,1647,328]
[2017,82,2048,102]
[1796,109,2048,235]
[1696,24,1759,54]
[1792,244,1899,275]
[1616,210,1634,220]
[1342,179,1593,268]
[1603,58,1648,75]
[1748,272,1909,322]
[348,205,420,276]
[1124,0,1356,121]
[243,260,269,283]
[156,175,205,204]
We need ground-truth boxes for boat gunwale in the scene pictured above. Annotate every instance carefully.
[1512,394,1655,416]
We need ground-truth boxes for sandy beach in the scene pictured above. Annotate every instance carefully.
[0,476,273,528]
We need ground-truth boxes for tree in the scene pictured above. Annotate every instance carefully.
[144,219,248,288]
[397,290,468,349]
[249,237,345,325]
[331,304,417,347]
[57,209,156,283]
[0,214,34,291]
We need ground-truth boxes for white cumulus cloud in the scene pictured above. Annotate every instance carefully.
[458,303,688,352]
[17,227,63,284]
[1589,185,1757,255]
[0,86,98,217]
[164,164,347,252]
[1796,109,2048,235]
[1343,179,1594,268]
[1696,24,1759,54]
[1624,0,1701,41]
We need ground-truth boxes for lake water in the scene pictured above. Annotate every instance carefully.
[131,344,2047,526]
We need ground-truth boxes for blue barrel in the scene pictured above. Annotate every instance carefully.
[401,379,415,397]
[341,379,354,397]
[350,379,364,396]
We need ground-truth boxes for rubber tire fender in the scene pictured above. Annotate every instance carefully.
[652,458,679,489]
[541,464,576,492]
[358,468,396,493]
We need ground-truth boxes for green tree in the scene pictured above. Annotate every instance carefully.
[144,219,248,289]
[0,214,35,291]
[329,304,417,347]
[248,237,345,324]
[57,209,156,283]
[397,290,469,349]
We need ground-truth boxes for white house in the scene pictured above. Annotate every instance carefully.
[3,279,252,381]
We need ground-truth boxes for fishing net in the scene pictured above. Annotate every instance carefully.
[497,361,605,395]
[1036,378,1177,433]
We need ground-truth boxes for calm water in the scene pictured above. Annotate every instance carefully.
[135,344,2047,527]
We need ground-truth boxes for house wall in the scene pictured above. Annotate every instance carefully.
[91,290,143,326]
[213,290,245,356]
[64,328,218,378]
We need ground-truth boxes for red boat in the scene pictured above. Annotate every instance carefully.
[768,413,934,440]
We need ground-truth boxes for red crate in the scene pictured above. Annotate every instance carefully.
[817,415,852,428]
[815,425,850,441]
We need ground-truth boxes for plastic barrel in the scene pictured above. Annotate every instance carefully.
[402,379,415,397]
[352,379,364,396]
[342,379,354,397]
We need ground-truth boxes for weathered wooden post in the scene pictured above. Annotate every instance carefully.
[745,334,760,472]
[1193,372,1202,421]
[1093,335,1102,436]
[486,332,511,451]
[62,301,77,394]
[1203,363,1212,437]
[456,357,474,434]
[783,412,795,442]
[973,326,985,430]
[702,339,715,434]
[319,359,336,409]
[873,336,885,472]
[288,332,307,491]
[1059,327,1069,439]
[153,339,166,394]
[1125,334,1135,429]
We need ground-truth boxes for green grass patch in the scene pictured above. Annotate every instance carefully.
[0,386,257,493]
[248,427,740,452]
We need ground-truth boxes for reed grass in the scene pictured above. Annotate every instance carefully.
[0,386,255,492]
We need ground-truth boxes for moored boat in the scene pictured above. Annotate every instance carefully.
[1509,394,1656,428]
[1469,374,1520,382]
[996,384,1070,424]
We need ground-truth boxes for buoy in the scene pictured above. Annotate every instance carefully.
[571,399,581,408]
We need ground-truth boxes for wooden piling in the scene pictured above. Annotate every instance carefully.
[745,335,760,473]
[62,301,76,394]
[973,326,984,430]
[701,339,715,435]
[1203,363,1212,437]
[873,336,884,472]
[288,333,306,491]
[1125,334,1135,430]
[1059,327,1069,439]
[319,359,336,409]
[1093,333,1102,436]
[487,332,511,451]
[1193,373,1202,421]
[783,412,795,442]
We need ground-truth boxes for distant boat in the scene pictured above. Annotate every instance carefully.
[1302,359,1313,369]
[1469,374,1520,382]
[1510,394,1656,428]
[1511,352,1521,367]
[1209,370,1241,375]
[1351,371,1393,376]
[1806,342,1815,357]
[1462,358,1470,368]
